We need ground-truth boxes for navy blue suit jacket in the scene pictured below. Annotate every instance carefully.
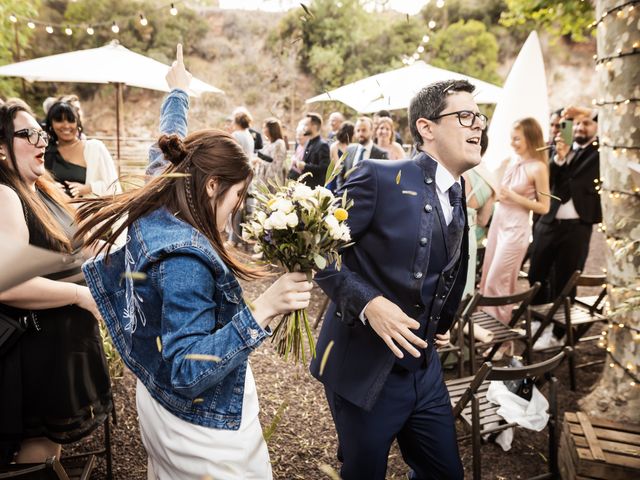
[310,153,468,411]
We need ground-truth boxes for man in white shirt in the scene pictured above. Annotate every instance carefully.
[311,79,485,480]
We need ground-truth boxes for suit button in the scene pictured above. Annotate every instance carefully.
[414,272,423,279]
[336,311,342,318]
[424,204,433,213]
[420,237,428,246]
[425,177,433,184]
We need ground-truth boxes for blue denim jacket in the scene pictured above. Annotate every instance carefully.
[82,89,267,429]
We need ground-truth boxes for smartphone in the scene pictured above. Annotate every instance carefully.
[559,119,573,145]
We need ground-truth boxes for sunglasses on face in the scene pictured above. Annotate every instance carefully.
[14,128,49,146]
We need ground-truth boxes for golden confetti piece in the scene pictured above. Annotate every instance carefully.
[319,340,334,377]
[402,190,417,196]
[395,170,402,184]
[185,354,222,362]
[192,398,204,404]
[120,271,147,281]
[156,336,162,353]
[318,463,341,480]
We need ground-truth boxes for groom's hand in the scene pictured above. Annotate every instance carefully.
[364,296,428,359]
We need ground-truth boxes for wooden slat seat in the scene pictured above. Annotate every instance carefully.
[446,348,570,479]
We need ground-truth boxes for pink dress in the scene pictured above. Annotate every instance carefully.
[479,158,537,323]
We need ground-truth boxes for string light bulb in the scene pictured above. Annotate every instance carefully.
[9,14,17,23]
[27,21,35,29]
[65,26,72,36]
[422,35,430,43]
[111,21,119,33]
[86,26,94,35]
[428,20,437,29]
[170,3,178,16]
[45,25,54,34]
[436,0,445,8]
[139,14,148,26]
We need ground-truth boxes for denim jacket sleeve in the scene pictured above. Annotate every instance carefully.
[158,250,267,398]
[314,161,383,325]
[146,88,190,177]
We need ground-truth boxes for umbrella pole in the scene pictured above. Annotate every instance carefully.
[115,82,122,175]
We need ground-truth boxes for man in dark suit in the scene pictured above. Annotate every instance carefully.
[310,79,485,480]
[288,112,330,188]
[335,116,388,190]
[528,107,600,348]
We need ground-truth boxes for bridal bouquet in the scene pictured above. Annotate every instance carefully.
[242,177,352,363]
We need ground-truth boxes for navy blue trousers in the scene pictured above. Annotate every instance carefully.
[325,350,463,480]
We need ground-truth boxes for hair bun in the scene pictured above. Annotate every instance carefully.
[158,134,188,165]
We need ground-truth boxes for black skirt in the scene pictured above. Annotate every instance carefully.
[0,304,112,445]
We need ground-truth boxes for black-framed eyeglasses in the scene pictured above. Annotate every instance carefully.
[430,110,488,130]
[13,128,49,146]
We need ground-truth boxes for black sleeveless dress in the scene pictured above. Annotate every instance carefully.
[0,188,112,457]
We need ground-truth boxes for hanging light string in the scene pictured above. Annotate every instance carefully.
[589,0,639,28]
[7,1,181,36]
[401,0,446,65]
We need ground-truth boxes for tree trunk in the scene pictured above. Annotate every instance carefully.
[579,0,640,421]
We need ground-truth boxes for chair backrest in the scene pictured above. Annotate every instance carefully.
[463,282,541,328]
[576,274,607,313]
[451,348,571,418]
[0,457,69,480]
[540,270,583,320]
[486,347,571,382]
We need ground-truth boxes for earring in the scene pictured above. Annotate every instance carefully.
[0,153,6,161]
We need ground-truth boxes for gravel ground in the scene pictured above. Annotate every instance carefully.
[67,232,607,479]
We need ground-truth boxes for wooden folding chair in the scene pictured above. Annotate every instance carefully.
[446,348,571,480]
[462,283,541,375]
[438,294,473,378]
[0,455,94,480]
[530,271,608,391]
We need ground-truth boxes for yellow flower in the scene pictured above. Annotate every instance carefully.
[334,208,348,222]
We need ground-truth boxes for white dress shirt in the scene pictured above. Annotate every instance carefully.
[554,142,582,220]
[354,140,374,166]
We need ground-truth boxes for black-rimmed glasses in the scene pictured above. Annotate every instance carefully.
[14,128,49,146]
[430,110,488,130]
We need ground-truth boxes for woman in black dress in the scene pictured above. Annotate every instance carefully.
[0,102,112,464]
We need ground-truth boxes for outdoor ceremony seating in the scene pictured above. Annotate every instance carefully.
[446,348,571,480]
[0,455,94,480]
[462,283,541,375]
[530,271,608,391]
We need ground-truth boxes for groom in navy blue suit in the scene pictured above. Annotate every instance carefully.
[310,79,486,479]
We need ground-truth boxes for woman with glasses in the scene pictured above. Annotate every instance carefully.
[0,103,112,465]
[479,118,550,350]
[45,101,121,199]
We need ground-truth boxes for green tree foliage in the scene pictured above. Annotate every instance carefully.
[272,0,501,93]
[427,20,501,84]
[0,0,41,97]
[500,0,595,42]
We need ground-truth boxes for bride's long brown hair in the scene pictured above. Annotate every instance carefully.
[74,129,260,279]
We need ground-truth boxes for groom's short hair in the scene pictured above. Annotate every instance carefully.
[409,79,476,148]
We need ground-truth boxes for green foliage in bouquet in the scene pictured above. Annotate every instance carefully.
[242,178,353,363]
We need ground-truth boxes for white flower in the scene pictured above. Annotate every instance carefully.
[292,183,314,201]
[324,215,339,231]
[255,210,267,223]
[285,212,299,228]
[314,186,333,200]
[270,198,294,214]
[265,210,289,230]
[336,223,351,241]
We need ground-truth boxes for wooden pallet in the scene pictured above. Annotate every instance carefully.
[559,412,640,479]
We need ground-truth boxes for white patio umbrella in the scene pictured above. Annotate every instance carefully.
[0,40,223,160]
[305,60,503,113]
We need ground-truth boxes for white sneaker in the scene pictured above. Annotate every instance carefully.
[533,328,565,351]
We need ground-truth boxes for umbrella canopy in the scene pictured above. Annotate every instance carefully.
[305,61,502,113]
[0,40,222,95]
[483,31,549,171]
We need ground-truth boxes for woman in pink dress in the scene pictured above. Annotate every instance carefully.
[479,118,550,337]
